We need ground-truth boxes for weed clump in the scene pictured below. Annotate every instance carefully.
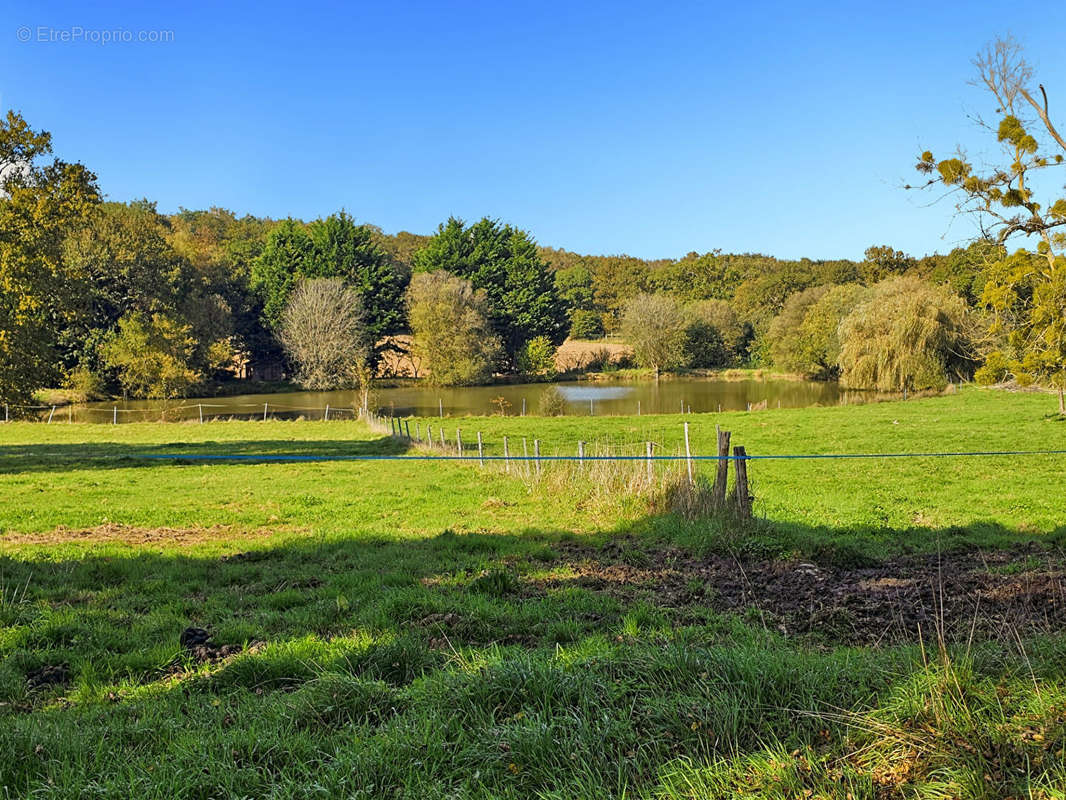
[468,569,519,597]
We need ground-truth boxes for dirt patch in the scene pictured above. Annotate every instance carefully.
[26,664,70,690]
[0,523,281,548]
[533,541,1066,645]
[167,627,258,673]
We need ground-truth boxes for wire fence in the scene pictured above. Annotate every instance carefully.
[0,401,363,424]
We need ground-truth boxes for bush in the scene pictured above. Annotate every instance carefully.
[538,385,567,416]
[516,336,557,379]
[63,366,107,402]
[584,347,614,372]
[569,310,605,340]
[683,320,729,368]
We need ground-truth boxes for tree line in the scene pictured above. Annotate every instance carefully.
[1,37,1063,411]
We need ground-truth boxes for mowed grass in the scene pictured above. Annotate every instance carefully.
[1,387,1065,798]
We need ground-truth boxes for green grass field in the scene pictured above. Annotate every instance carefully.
[1,388,1065,798]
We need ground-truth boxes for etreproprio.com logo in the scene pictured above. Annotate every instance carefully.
[16,26,175,44]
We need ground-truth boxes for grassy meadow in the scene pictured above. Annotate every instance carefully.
[1,387,1065,798]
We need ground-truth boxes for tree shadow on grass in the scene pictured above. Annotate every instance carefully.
[0,435,412,474]
[3,514,1065,692]
[6,514,1066,800]
[3,516,1066,800]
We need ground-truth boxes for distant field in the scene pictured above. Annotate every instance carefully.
[1,388,1065,798]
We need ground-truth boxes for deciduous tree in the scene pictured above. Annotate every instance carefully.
[413,217,568,366]
[407,271,500,386]
[279,278,372,398]
[0,112,100,403]
[620,293,688,379]
[912,37,1066,410]
[102,313,201,401]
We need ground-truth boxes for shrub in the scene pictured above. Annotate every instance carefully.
[683,320,729,368]
[63,366,107,402]
[538,385,567,416]
[516,336,557,379]
[585,347,614,372]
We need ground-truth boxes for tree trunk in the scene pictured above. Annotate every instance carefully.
[1059,387,1064,415]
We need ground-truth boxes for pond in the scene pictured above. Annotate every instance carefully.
[75,376,892,423]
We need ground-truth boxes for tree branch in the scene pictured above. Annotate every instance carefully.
[1021,84,1066,152]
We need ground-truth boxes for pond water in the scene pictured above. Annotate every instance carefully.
[76,376,892,423]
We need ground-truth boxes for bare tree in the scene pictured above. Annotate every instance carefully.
[279,278,372,404]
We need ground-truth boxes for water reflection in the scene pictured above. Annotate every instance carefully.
[76,377,892,422]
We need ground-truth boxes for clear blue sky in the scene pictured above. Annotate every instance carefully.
[3,0,1064,260]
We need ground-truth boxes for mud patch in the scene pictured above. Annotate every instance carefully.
[26,664,70,690]
[170,627,257,671]
[534,541,1066,644]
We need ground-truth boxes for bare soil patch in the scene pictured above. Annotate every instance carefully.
[534,540,1066,644]
[1,523,280,548]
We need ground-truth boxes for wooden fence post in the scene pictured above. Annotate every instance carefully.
[439,427,446,449]
[404,419,411,439]
[578,440,585,470]
[712,426,731,506]
[645,441,654,483]
[115,406,119,425]
[477,431,484,467]
[534,439,541,476]
[324,404,330,421]
[733,445,751,517]
[263,402,268,421]
[503,435,510,473]
[48,406,56,424]
[456,428,463,458]
[683,421,693,485]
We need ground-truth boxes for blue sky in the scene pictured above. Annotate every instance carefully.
[3,0,1065,260]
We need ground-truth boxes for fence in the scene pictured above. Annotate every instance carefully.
[362,411,754,516]
[0,402,365,424]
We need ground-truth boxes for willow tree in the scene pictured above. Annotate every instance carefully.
[838,277,973,392]
[912,36,1066,411]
